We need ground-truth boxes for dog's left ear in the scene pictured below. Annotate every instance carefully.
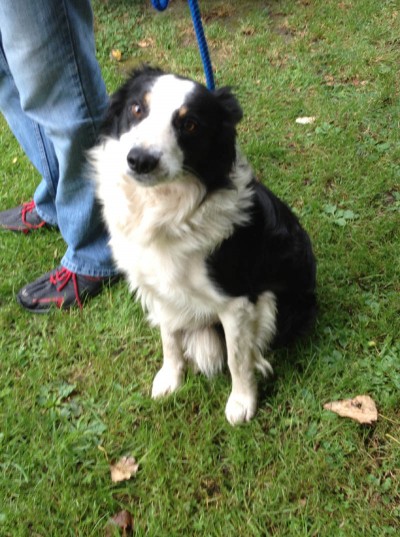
[213,87,243,125]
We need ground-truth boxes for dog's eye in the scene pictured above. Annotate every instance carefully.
[182,118,199,134]
[131,103,143,120]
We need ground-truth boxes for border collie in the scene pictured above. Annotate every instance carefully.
[91,66,317,425]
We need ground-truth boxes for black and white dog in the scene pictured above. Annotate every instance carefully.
[91,66,317,425]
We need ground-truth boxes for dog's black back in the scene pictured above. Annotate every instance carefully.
[207,179,317,347]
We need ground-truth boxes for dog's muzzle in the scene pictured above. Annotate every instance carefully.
[127,148,161,176]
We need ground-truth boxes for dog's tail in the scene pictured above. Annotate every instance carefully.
[183,325,226,377]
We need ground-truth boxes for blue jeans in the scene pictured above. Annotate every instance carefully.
[0,0,117,277]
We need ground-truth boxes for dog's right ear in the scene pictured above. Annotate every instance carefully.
[213,87,243,126]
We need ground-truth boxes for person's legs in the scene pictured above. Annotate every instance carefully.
[0,0,115,277]
[0,38,58,225]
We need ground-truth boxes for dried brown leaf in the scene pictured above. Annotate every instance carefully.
[324,395,378,424]
[105,510,133,537]
[110,456,139,483]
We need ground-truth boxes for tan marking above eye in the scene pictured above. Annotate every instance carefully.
[179,106,189,118]
[143,92,151,106]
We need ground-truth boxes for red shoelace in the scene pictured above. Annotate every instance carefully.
[49,267,83,309]
[21,200,46,231]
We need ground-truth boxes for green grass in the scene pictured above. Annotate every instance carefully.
[1,0,399,535]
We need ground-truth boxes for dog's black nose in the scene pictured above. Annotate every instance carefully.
[127,148,160,174]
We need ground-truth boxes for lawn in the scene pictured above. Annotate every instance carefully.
[0,0,399,535]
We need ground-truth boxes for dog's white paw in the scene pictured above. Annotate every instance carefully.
[151,366,184,399]
[225,393,257,425]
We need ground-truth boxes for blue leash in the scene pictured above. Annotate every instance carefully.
[150,0,215,90]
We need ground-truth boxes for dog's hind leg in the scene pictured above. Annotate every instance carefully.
[151,323,186,398]
[182,325,226,378]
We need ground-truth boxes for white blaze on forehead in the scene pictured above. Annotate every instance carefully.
[148,74,196,120]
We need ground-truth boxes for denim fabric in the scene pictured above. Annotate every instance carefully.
[0,0,117,276]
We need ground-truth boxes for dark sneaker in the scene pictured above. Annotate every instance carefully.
[17,266,120,313]
[0,200,48,234]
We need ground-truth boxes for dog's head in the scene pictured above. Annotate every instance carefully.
[100,66,243,192]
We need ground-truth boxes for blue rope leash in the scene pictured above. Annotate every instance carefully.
[150,0,215,90]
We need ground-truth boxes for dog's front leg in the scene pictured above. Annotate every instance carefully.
[220,298,259,425]
[151,324,185,398]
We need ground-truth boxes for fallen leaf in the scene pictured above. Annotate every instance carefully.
[295,116,316,125]
[138,38,155,48]
[105,510,133,537]
[110,49,122,61]
[110,456,139,483]
[324,395,378,424]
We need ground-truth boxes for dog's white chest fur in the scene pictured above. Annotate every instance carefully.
[96,155,252,331]
[126,237,221,330]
